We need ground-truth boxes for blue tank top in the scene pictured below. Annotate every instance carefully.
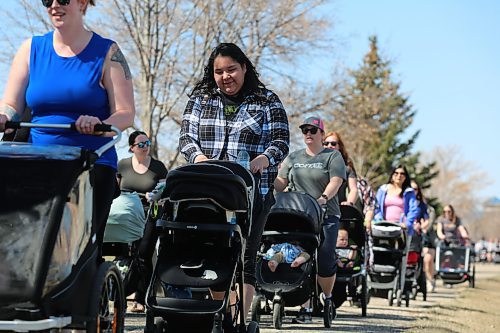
[26,31,117,169]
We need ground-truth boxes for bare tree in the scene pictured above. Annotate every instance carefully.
[422,145,490,234]
[1,0,340,167]
[97,0,339,166]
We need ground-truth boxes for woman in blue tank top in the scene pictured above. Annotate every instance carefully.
[0,0,135,260]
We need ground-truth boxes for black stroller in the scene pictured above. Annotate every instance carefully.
[0,122,125,332]
[369,221,410,307]
[250,191,323,329]
[334,205,369,317]
[407,233,427,301]
[144,161,259,333]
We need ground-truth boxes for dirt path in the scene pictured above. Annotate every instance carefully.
[124,264,500,332]
[408,264,500,333]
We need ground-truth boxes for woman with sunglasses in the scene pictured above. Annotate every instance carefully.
[275,116,346,323]
[371,165,419,234]
[118,131,167,202]
[323,131,359,207]
[0,0,134,261]
[112,130,167,313]
[436,204,470,246]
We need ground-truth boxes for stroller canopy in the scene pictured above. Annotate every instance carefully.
[340,205,366,248]
[0,142,83,160]
[163,162,251,212]
[267,192,322,234]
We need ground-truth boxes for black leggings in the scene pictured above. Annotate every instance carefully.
[134,208,158,304]
[91,164,119,260]
[244,190,275,287]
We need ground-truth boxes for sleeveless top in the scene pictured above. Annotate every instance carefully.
[26,31,117,169]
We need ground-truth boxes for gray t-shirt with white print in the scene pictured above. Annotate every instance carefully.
[278,148,346,217]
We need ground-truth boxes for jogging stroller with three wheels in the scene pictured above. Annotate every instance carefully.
[0,122,124,332]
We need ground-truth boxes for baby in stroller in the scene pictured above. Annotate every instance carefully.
[251,191,321,329]
[265,242,311,272]
[336,229,359,270]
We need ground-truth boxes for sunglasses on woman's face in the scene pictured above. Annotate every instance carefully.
[41,0,71,8]
[133,140,151,148]
[301,127,319,135]
[323,141,338,147]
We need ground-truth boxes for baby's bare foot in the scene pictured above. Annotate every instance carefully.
[268,260,278,272]
[291,256,307,267]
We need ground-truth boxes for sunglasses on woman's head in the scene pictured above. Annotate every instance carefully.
[133,140,151,148]
[41,0,71,8]
[323,141,337,147]
[301,127,318,135]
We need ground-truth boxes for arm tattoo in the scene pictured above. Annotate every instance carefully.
[110,48,132,80]
[1,104,21,121]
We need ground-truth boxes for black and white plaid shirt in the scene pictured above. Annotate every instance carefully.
[179,89,289,196]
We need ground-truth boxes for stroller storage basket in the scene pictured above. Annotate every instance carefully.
[266,191,322,234]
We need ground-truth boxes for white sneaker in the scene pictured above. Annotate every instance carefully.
[431,279,436,292]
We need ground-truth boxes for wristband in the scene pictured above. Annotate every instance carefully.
[321,193,329,200]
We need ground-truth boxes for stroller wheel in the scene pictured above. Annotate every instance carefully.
[469,266,476,288]
[247,321,260,333]
[411,286,417,300]
[87,262,125,333]
[387,289,394,306]
[251,296,263,323]
[396,289,402,307]
[153,318,166,333]
[360,276,368,317]
[272,303,283,329]
[323,297,335,328]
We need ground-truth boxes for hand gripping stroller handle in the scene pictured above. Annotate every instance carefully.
[4,121,122,158]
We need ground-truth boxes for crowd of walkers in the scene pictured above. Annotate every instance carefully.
[0,1,490,330]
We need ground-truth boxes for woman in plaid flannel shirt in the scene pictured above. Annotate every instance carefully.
[179,43,289,317]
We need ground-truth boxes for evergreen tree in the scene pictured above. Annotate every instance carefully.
[329,36,437,191]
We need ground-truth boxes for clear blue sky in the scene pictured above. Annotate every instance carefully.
[327,0,499,199]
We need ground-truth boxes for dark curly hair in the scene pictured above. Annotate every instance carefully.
[189,43,265,97]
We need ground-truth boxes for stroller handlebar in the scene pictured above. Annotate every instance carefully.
[4,121,122,158]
